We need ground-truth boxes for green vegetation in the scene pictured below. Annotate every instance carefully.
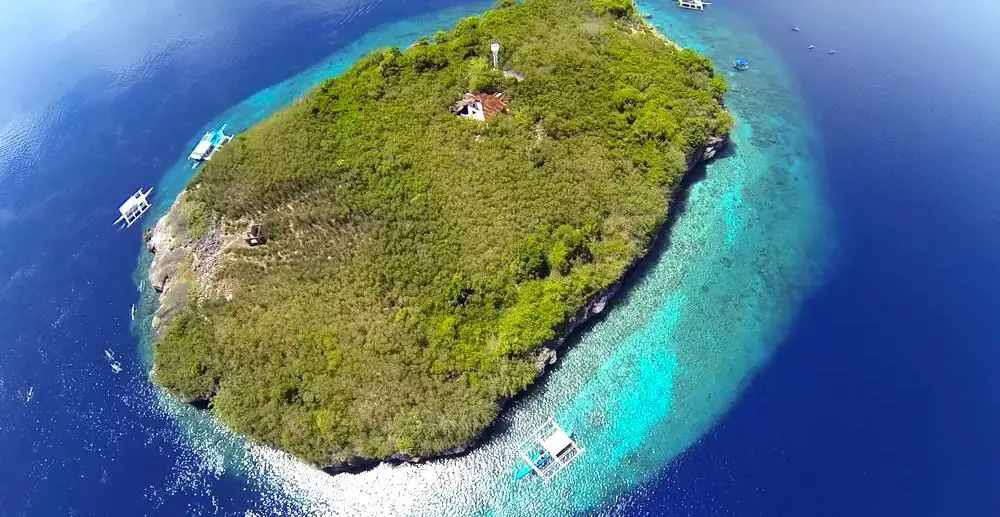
[153,0,731,467]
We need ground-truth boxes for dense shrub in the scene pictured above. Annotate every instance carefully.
[592,0,635,18]
[154,0,730,467]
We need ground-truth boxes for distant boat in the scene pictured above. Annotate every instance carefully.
[130,304,136,321]
[733,57,750,71]
[104,349,115,361]
[675,0,709,10]
[827,49,836,54]
[792,27,801,32]
[808,45,816,50]
[25,386,33,402]
[110,362,122,374]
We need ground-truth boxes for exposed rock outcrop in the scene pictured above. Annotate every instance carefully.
[146,192,229,338]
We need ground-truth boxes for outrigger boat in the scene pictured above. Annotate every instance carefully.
[734,57,750,71]
[188,124,234,167]
[114,188,153,228]
[515,418,583,482]
[130,304,136,321]
[675,0,709,10]
[104,348,123,372]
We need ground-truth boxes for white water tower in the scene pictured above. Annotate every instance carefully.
[490,42,501,70]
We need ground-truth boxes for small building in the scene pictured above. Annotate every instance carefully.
[676,0,709,10]
[189,124,234,163]
[452,92,509,121]
[114,188,153,228]
[245,223,266,246]
[516,418,584,483]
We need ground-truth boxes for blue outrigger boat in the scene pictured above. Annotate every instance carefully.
[188,124,234,166]
[514,419,583,482]
[734,58,750,71]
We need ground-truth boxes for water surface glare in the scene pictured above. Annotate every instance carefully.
[135,2,829,514]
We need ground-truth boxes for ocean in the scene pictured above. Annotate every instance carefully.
[1,0,998,515]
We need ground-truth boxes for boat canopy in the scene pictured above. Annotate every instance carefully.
[517,418,584,482]
[190,124,233,161]
[118,197,141,215]
[540,427,573,457]
[191,138,213,158]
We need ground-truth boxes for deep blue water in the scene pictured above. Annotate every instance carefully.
[1,0,999,515]
[600,1,1000,515]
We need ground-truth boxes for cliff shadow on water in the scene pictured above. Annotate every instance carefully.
[409,134,734,467]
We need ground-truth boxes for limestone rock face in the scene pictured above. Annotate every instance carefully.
[536,347,558,369]
[687,132,730,170]
[702,134,730,162]
[146,192,229,337]
[147,209,188,335]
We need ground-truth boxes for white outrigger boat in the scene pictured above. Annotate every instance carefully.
[114,188,153,228]
[675,0,709,10]
[104,348,123,372]
[130,304,136,321]
[188,124,234,167]
[515,418,584,482]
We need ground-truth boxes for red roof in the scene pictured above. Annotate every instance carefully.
[460,92,509,119]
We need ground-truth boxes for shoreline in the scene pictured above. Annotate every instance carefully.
[122,0,828,513]
[141,1,733,475]
[355,132,729,473]
[145,132,729,475]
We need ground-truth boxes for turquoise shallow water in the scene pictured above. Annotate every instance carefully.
[134,2,829,514]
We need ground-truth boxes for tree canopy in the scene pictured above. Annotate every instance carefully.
[153,0,731,467]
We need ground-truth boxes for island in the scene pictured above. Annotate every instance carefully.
[146,0,732,471]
